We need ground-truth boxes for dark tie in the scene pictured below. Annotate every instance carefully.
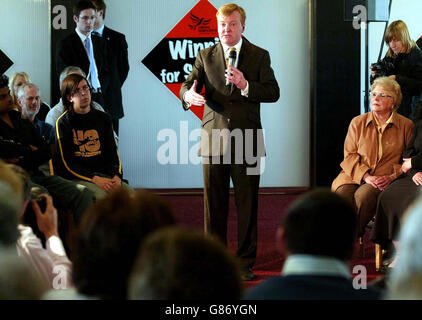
[92,31,100,37]
[84,37,100,90]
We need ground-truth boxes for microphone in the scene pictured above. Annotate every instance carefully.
[226,48,237,86]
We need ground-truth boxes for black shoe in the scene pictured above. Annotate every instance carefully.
[241,268,255,281]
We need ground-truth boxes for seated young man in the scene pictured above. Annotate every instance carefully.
[56,73,129,199]
[0,74,94,226]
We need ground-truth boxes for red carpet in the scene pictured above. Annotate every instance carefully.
[158,187,384,289]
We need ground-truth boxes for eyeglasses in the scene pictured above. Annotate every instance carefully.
[73,85,91,96]
[370,92,393,99]
[79,15,95,21]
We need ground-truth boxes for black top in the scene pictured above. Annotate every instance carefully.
[0,110,51,175]
[56,107,121,181]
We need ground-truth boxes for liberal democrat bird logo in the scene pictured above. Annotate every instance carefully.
[189,13,211,30]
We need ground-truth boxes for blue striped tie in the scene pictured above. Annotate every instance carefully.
[84,37,100,91]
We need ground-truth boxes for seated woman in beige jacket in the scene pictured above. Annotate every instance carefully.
[332,77,414,237]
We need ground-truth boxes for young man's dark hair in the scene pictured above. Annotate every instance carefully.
[0,74,8,89]
[73,0,96,17]
[71,188,175,299]
[91,0,106,19]
[284,188,357,261]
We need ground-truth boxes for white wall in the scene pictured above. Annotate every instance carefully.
[0,0,310,189]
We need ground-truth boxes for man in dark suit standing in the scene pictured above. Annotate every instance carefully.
[56,0,108,108]
[180,3,279,281]
[244,189,381,300]
[91,0,129,135]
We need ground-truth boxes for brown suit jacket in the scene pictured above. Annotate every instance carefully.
[180,39,279,158]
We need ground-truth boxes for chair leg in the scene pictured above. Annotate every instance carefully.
[375,244,382,272]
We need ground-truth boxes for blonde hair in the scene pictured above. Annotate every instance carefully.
[8,72,30,108]
[385,20,416,57]
[371,76,402,112]
[216,3,246,26]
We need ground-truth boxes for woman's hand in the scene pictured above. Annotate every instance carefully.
[412,172,422,185]
[402,158,412,173]
[364,173,393,190]
[375,175,394,191]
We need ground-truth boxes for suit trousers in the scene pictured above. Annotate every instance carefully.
[203,156,260,269]
[335,183,381,237]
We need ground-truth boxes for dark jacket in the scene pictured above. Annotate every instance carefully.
[0,110,51,175]
[101,26,129,120]
[180,38,279,157]
[378,46,422,119]
[56,32,109,94]
[56,107,121,182]
[244,275,381,300]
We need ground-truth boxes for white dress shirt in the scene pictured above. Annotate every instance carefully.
[16,224,73,289]
[74,28,101,89]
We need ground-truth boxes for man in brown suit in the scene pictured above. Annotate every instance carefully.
[180,3,279,281]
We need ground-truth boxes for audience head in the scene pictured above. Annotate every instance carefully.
[61,73,92,113]
[0,247,48,299]
[17,83,41,121]
[279,188,357,261]
[72,187,175,299]
[8,72,30,108]
[0,160,24,246]
[370,77,402,113]
[73,0,97,36]
[385,20,415,57]
[128,226,243,300]
[59,66,86,88]
[0,75,14,115]
[90,0,106,29]
[387,195,422,299]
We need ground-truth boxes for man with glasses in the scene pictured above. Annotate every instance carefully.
[56,73,128,200]
[56,0,108,108]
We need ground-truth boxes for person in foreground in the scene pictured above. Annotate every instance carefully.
[44,187,175,299]
[128,226,243,300]
[371,102,422,267]
[244,189,381,300]
[385,195,422,299]
[332,77,414,238]
[180,3,280,281]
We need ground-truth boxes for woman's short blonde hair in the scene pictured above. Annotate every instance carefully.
[385,20,416,57]
[371,76,402,112]
[216,3,246,26]
[8,72,30,105]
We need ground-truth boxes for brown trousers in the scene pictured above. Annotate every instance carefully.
[203,157,260,270]
[335,183,381,237]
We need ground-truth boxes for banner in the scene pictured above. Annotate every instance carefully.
[142,0,219,120]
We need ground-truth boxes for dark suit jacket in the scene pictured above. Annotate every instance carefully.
[56,32,109,94]
[244,275,381,300]
[101,26,129,120]
[180,38,279,157]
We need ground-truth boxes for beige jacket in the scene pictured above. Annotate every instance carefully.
[332,112,414,191]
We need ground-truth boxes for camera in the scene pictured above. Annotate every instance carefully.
[370,59,395,84]
[36,197,47,213]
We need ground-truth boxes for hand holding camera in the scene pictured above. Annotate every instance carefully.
[31,194,58,240]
